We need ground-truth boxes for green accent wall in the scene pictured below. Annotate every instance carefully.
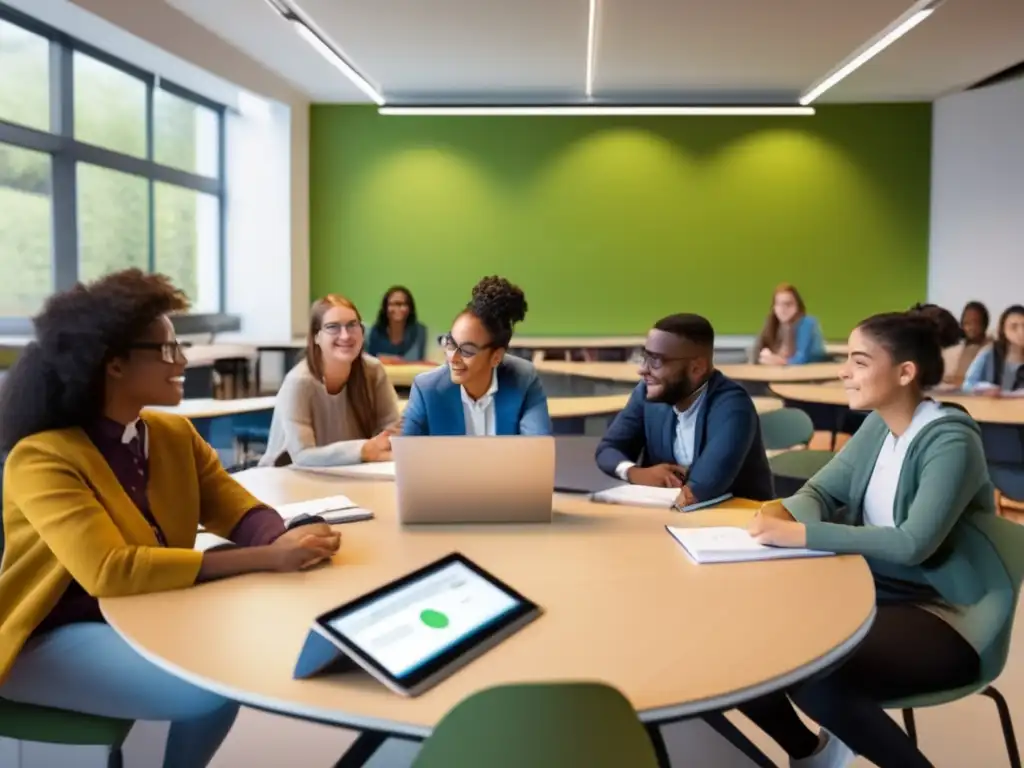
[310,104,931,339]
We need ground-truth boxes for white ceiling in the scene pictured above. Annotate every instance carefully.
[166,0,1024,104]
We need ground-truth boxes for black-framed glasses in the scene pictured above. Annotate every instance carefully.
[130,340,192,364]
[439,333,490,359]
[631,349,693,371]
[321,321,363,337]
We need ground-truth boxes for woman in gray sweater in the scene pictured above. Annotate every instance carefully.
[260,295,401,467]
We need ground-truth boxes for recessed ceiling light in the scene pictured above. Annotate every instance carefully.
[379,105,815,117]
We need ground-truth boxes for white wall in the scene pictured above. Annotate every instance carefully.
[928,77,1024,326]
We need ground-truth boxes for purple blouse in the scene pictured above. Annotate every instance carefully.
[32,417,285,636]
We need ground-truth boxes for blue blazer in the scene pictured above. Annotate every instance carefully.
[595,370,775,501]
[790,315,828,364]
[402,355,552,436]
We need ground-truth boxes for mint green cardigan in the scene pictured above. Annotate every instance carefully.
[783,406,1015,680]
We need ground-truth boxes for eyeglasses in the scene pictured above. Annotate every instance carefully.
[321,321,363,337]
[631,350,693,370]
[130,340,192,364]
[439,333,490,359]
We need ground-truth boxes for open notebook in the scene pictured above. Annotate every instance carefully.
[591,484,732,512]
[666,526,833,564]
[291,462,396,480]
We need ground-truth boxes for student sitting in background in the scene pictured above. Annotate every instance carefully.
[753,283,828,365]
[963,304,1024,396]
[403,276,550,436]
[261,295,401,466]
[596,314,774,506]
[366,285,428,362]
[740,310,1008,768]
[0,270,340,768]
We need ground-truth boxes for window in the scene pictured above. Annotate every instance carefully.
[0,18,49,131]
[77,164,149,283]
[0,4,226,323]
[0,144,52,315]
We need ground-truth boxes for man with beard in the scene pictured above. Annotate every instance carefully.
[595,313,774,506]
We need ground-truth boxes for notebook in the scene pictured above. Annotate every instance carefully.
[277,494,374,525]
[666,525,833,564]
[292,462,396,480]
[590,484,732,512]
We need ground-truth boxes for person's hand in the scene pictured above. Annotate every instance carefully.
[980,387,1003,399]
[270,524,341,571]
[675,485,697,508]
[758,500,796,521]
[760,349,787,366]
[360,430,393,462]
[748,513,806,548]
[627,464,688,488]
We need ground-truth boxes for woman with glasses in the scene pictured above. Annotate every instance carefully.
[402,276,551,436]
[366,285,428,362]
[260,295,401,466]
[0,269,341,768]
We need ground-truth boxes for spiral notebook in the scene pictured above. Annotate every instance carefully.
[666,526,834,564]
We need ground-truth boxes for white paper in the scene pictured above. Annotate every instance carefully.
[277,494,373,524]
[590,484,680,508]
[666,526,833,564]
[292,462,396,480]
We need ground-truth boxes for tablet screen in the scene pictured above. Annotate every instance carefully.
[316,554,538,690]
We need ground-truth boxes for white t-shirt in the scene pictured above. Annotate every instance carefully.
[461,369,499,436]
[862,400,946,528]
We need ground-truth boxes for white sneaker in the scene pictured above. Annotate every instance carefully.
[790,731,857,768]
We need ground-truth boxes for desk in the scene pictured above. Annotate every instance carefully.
[534,361,842,392]
[382,363,438,390]
[102,470,874,757]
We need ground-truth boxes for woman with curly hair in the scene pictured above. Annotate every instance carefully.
[0,269,340,768]
[402,276,551,436]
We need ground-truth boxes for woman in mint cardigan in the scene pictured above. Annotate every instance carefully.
[739,311,1012,768]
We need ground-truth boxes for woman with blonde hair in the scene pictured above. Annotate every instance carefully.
[753,283,828,365]
[260,295,401,466]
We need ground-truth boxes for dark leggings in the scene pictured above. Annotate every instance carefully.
[739,603,980,768]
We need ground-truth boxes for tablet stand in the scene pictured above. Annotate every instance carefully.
[293,628,360,679]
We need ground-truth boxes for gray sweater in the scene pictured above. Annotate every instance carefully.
[259,356,401,467]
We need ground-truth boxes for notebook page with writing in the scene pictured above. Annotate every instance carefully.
[666,526,833,564]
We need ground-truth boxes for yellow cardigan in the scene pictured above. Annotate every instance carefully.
[0,411,265,684]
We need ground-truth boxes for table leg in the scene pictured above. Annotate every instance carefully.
[332,731,393,767]
[702,711,777,767]
[646,723,672,768]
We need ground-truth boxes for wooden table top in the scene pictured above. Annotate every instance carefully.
[101,471,874,735]
[510,336,646,349]
[146,397,278,419]
[535,361,842,385]
[771,383,1024,426]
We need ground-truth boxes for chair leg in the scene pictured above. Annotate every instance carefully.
[981,686,1022,768]
[107,746,124,768]
[902,708,917,745]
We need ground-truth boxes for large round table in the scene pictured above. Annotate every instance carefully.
[101,469,874,763]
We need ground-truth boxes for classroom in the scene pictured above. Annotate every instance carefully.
[1,0,1023,766]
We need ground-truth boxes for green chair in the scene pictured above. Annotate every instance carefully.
[885,514,1024,768]
[760,408,834,496]
[759,407,815,451]
[412,682,661,768]
[0,457,134,767]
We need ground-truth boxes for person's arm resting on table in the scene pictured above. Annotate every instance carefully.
[276,375,367,466]
[961,347,993,392]
[789,317,825,364]
[518,372,552,436]
[595,386,647,479]
[684,392,757,502]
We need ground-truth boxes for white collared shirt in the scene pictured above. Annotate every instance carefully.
[461,369,499,436]
[122,418,149,457]
[616,385,707,481]
[863,400,945,528]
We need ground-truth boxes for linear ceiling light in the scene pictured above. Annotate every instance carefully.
[379,105,815,117]
[799,3,938,105]
[585,0,599,97]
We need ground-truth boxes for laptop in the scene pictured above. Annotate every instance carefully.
[554,435,621,494]
[391,436,555,524]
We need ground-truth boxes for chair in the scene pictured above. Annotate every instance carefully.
[759,408,834,496]
[0,455,135,767]
[411,682,661,768]
[885,514,1024,768]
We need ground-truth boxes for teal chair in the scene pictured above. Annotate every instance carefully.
[0,456,134,767]
[412,682,662,768]
[760,407,815,451]
[760,408,834,496]
[886,514,1024,768]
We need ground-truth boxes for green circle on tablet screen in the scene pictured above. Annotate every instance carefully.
[420,609,449,629]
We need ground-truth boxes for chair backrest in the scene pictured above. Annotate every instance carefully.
[759,407,815,451]
[412,682,660,768]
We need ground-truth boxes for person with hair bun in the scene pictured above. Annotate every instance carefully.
[402,276,551,436]
[0,269,340,768]
[737,310,1014,768]
[906,302,965,388]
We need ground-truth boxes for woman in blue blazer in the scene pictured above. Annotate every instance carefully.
[754,283,828,365]
[402,276,551,436]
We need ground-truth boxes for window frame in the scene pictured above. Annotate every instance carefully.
[0,2,227,331]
